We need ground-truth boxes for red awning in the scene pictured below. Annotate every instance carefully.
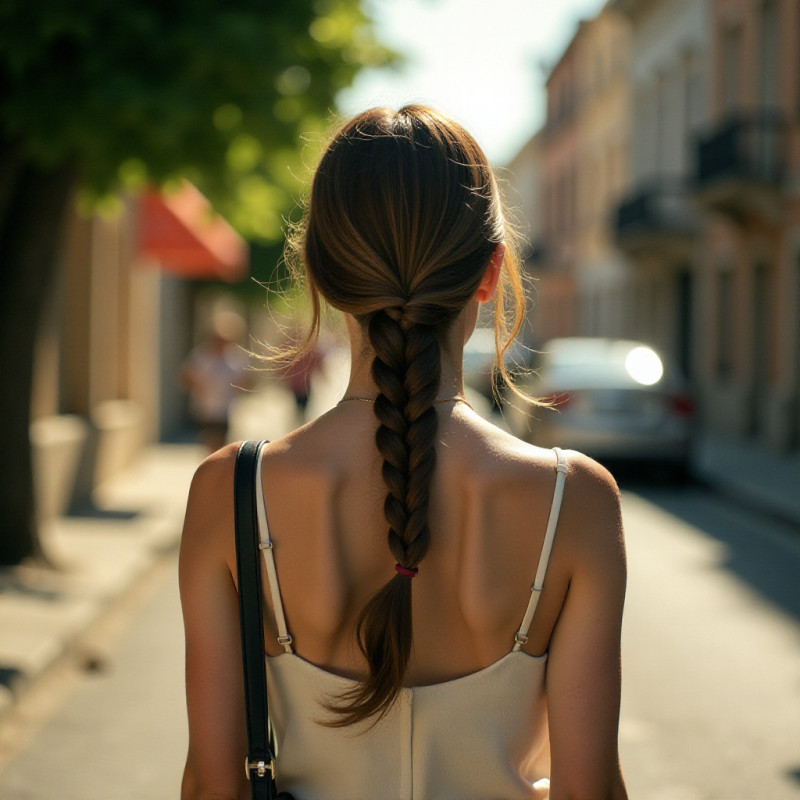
[138,182,248,282]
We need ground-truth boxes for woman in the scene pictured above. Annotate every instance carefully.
[180,105,628,800]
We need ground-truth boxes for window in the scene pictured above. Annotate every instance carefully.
[759,0,779,109]
[654,72,667,177]
[721,22,743,116]
[682,51,701,174]
[716,266,735,380]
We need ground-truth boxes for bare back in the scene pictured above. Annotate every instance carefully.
[255,403,576,685]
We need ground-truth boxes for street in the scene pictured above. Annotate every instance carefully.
[618,482,800,799]
[0,472,798,800]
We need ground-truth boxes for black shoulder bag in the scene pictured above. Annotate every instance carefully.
[234,439,296,800]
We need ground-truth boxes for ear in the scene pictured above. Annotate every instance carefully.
[475,243,505,304]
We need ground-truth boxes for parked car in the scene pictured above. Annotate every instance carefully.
[509,337,694,474]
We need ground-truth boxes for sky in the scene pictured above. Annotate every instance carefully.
[337,0,608,166]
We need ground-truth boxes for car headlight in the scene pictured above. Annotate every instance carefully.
[625,346,663,386]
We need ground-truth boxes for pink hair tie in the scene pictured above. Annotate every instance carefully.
[395,564,419,578]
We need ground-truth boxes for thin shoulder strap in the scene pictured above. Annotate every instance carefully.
[512,447,568,652]
[254,442,294,654]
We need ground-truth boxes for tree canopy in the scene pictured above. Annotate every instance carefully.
[0,0,394,237]
[0,0,395,564]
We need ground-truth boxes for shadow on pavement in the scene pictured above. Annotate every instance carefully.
[785,767,800,788]
[66,505,140,521]
[616,462,800,625]
[0,665,23,692]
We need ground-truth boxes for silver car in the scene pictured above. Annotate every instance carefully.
[509,337,694,472]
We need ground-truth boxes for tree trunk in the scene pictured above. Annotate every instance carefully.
[0,155,77,565]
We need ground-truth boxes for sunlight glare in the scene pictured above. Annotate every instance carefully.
[625,346,663,386]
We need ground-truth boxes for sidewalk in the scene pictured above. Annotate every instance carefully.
[693,432,800,529]
[0,378,311,722]
[0,442,203,718]
[1,377,797,722]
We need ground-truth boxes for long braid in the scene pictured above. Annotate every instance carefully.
[324,308,442,725]
[400,322,440,567]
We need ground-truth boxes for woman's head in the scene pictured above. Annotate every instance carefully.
[291,105,526,725]
[303,104,507,329]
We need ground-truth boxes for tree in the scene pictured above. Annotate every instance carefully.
[0,0,394,564]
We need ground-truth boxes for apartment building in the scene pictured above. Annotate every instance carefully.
[613,0,713,377]
[536,23,584,342]
[613,0,800,451]
[691,0,800,450]
[573,5,632,338]
[535,6,632,344]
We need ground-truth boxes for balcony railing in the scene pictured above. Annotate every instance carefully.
[695,112,785,188]
[614,180,697,256]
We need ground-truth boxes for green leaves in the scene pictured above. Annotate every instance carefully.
[0,0,396,242]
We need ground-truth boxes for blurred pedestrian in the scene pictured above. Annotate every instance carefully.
[180,106,627,799]
[180,310,249,453]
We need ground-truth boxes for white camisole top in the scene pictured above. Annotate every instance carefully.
[254,447,568,800]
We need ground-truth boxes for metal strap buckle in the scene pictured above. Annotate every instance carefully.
[277,634,293,646]
[514,632,529,646]
[245,756,275,780]
[259,539,273,550]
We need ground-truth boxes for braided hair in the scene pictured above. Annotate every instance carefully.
[297,106,524,724]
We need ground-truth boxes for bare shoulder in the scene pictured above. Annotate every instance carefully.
[468,433,625,576]
[561,449,621,508]
[450,419,574,528]
[186,442,240,512]
[192,440,241,482]
[180,442,240,563]
[460,413,562,479]
[464,428,618,518]
[557,449,625,575]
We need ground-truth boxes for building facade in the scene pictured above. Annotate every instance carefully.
[31,186,247,522]
[691,0,800,450]
[510,0,800,455]
[613,0,713,378]
[535,7,632,345]
[573,5,632,339]
[537,26,585,343]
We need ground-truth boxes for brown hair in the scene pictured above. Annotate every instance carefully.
[292,105,526,725]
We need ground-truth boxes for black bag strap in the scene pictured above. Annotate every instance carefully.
[234,439,275,800]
